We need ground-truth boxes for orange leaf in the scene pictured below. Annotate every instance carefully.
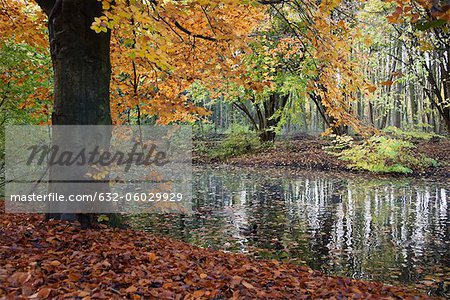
[162,282,172,289]
[193,290,205,297]
[387,15,398,24]
[68,273,82,282]
[367,85,377,93]
[50,260,61,266]
[380,81,394,86]
[148,252,157,261]
[125,285,137,293]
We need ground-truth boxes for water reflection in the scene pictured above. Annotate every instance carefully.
[128,168,449,296]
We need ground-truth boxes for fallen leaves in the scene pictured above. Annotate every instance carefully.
[49,260,61,267]
[8,272,30,287]
[124,285,137,294]
[147,252,157,262]
[0,201,436,299]
[28,287,51,299]
[241,280,255,290]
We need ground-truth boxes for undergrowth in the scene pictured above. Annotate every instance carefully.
[208,124,266,159]
[325,128,439,174]
[210,132,261,159]
[382,126,444,141]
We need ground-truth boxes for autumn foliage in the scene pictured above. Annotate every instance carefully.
[1,0,448,131]
[0,0,378,130]
[94,0,264,124]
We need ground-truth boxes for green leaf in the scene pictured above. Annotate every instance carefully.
[415,19,446,31]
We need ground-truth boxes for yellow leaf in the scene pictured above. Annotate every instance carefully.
[102,1,110,10]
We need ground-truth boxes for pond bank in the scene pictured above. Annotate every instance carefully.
[0,203,439,299]
[130,167,449,297]
[193,136,450,180]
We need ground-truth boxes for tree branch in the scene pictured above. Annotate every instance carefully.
[173,21,217,42]
[258,0,285,4]
[35,0,56,16]
[233,101,259,131]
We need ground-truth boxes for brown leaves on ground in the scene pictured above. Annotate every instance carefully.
[417,138,450,177]
[226,139,347,171]
[194,136,450,179]
[193,137,349,171]
[0,202,437,299]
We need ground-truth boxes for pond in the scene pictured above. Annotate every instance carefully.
[127,167,450,297]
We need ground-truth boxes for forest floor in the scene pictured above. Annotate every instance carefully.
[0,202,439,299]
[193,135,450,180]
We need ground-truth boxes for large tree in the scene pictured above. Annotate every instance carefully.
[36,0,111,126]
[32,0,111,227]
[27,0,262,227]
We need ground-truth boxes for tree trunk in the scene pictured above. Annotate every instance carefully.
[308,92,347,135]
[37,0,112,228]
[393,43,403,128]
[258,93,288,142]
[234,93,288,142]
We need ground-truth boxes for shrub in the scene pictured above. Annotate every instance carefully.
[224,123,253,135]
[193,140,210,155]
[337,136,437,174]
[192,122,216,140]
[210,130,260,159]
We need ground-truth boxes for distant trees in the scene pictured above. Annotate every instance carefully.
[1,0,449,150]
[200,0,450,137]
[357,0,450,133]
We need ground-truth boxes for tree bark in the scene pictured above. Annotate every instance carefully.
[393,42,402,128]
[233,93,288,142]
[37,0,112,228]
[48,0,111,125]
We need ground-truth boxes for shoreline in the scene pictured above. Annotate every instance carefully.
[0,204,440,299]
[193,137,450,181]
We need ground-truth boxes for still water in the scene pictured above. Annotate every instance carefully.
[128,167,449,296]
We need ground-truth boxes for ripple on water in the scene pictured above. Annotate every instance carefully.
[127,168,450,297]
